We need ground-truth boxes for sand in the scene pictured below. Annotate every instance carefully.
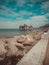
[0,29,45,65]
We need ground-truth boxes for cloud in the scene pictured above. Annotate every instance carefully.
[0,19,30,29]
[45,13,49,17]
[25,15,49,27]
[19,10,33,16]
[15,0,43,6]
[0,9,16,18]
[0,6,34,21]
[1,6,20,17]
[27,4,34,8]
[0,15,49,28]
[45,13,49,19]
[0,17,12,21]
[0,22,18,29]
[15,0,29,6]
[41,1,49,11]
[30,0,43,3]
[0,6,24,19]
[0,17,16,22]
[0,0,49,29]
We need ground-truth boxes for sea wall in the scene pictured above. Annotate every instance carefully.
[17,31,49,65]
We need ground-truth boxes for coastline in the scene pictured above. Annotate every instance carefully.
[0,28,43,65]
[0,27,48,65]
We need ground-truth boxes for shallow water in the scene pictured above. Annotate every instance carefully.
[0,29,33,38]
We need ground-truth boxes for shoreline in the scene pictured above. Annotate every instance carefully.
[0,28,48,65]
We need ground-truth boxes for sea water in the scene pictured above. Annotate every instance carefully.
[0,29,32,38]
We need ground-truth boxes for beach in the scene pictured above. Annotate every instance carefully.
[0,28,48,65]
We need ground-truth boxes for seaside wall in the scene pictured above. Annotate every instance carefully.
[16,31,49,65]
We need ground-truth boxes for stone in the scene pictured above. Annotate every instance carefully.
[6,43,18,57]
[10,41,24,49]
[35,31,43,40]
[17,50,26,56]
[25,34,35,43]
[23,41,32,46]
[16,35,26,43]
[17,39,48,65]
[0,40,7,60]
[1,38,8,43]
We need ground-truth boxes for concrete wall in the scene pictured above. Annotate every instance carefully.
[17,30,49,65]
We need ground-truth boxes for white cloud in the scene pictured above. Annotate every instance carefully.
[15,0,43,6]
[1,6,20,17]
[25,15,49,28]
[30,0,43,3]
[0,22,18,29]
[0,9,16,18]
[0,17,13,22]
[0,15,49,29]
[41,1,49,11]
[0,19,30,29]
[19,10,33,16]
[16,0,26,6]
[27,4,34,7]
[0,6,35,21]
[45,13,49,17]
[45,13,49,20]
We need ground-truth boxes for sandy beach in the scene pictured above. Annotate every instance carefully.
[0,28,44,65]
[0,28,48,65]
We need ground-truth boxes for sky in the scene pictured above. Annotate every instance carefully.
[0,0,49,29]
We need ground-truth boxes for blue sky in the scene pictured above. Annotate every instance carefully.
[0,0,49,28]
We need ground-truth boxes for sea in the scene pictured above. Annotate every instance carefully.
[0,29,33,38]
